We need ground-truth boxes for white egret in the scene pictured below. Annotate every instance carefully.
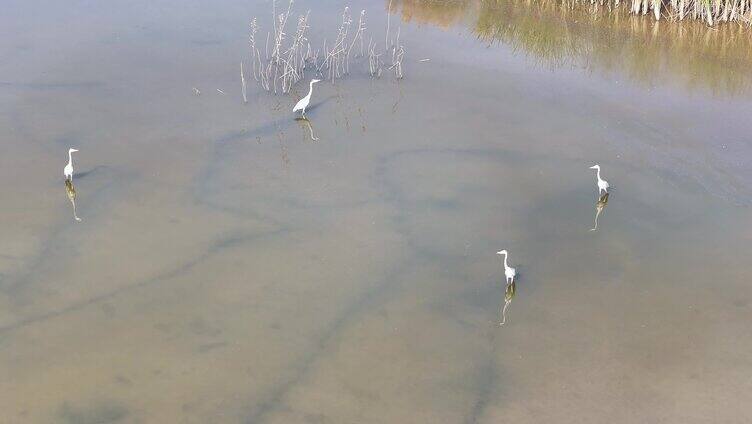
[63,148,79,181]
[589,164,609,195]
[292,79,321,118]
[496,250,516,284]
[497,249,517,326]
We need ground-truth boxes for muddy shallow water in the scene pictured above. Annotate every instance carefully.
[1,0,751,422]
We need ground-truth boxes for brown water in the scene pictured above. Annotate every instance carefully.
[1,0,751,422]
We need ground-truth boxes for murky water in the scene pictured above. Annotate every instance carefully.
[1,0,751,422]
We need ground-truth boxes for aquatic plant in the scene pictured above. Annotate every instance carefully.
[243,0,406,95]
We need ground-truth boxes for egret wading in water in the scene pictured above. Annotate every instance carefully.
[590,193,609,231]
[589,164,609,196]
[497,250,517,326]
[293,79,321,118]
[65,179,82,222]
[63,148,79,182]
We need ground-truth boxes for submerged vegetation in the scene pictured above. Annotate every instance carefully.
[243,0,406,95]
[393,0,752,94]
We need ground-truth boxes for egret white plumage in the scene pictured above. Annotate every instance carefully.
[63,148,79,181]
[589,164,609,195]
[292,79,321,117]
[497,250,516,284]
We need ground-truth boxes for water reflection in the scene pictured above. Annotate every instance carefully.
[590,192,609,231]
[296,116,320,141]
[500,280,515,325]
[392,0,752,95]
[64,179,82,222]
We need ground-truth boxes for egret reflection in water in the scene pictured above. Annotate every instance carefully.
[296,116,320,141]
[64,179,82,222]
[590,192,609,231]
[500,279,516,325]
[390,0,752,95]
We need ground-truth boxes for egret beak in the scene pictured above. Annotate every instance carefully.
[312,79,321,83]
[496,250,505,255]
[71,149,79,153]
[589,165,598,169]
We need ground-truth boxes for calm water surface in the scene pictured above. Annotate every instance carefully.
[1,0,751,422]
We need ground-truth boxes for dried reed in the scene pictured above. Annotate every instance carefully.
[242,0,406,96]
[566,0,751,25]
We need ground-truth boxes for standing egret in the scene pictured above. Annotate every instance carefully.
[497,250,516,284]
[63,148,79,181]
[497,250,517,326]
[590,193,609,231]
[292,79,321,118]
[589,164,609,195]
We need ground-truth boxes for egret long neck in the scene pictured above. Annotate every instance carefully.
[596,167,602,181]
[307,81,314,97]
[67,151,73,167]
[502,253,508,269]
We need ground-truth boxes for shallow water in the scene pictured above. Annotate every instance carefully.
[1,0,751,422]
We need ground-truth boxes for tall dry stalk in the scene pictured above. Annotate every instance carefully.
[240,62,248,103]
[246,0,407,94]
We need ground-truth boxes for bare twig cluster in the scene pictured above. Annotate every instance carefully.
[367,0,406,78]
[241,0,406,96]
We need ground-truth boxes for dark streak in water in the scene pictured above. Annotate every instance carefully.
[242,149,527,423]
[242,257,419,424]
[197,341,228,353]
[0,167,126,296]
[58,399,129,424]
[191,98,337,223]
[0,229,288,337]
[73,165,111,181]
[190,38,223,46]
[0,81,105,90]
[465,357,497,424]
